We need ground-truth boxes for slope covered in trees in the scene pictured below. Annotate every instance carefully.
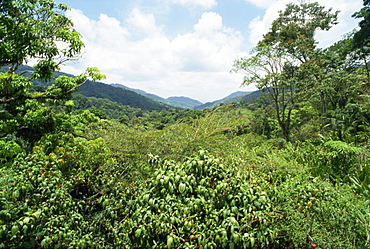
[0,65,171,111]
[111,83,204,109]
[194,91,258,110]
[77,81,169,111]
[1,1,370,249]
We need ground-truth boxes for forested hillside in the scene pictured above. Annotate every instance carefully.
[0,65,171,111]
[1,1,370,249]
[194,91,255,110]
[77,81,169,111]
[111,83,204,109]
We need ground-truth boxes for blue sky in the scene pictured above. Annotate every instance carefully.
[56,0,363,102]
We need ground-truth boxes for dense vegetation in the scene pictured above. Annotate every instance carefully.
[1,0,370,248]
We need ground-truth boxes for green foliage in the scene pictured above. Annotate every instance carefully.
[233,2,342,142]
[0,0,83,69]
[84,106,251,167]
[72,94,143,120]
[80,112,370,247]
[262,2,339,57]
[0,0,105,147]
[1,1,370,249]
[1,105,369,248]
[0,98,56,147]
[291,140,365,182]
[272,174,370,248]
[123,151,276,248]
[0,134,90,248]
[232,42,298,142]
[249,106,278,139]
[0,132,131,248]
[327,102,370,143]
[350,163,370,198]
[0,140,25,165]
[352,0,370,49]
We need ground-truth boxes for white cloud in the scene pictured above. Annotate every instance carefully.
[70,9,130,47]
[246,0,363,47]
[126,8,163,38]
[248,0,288,46]
[194,12,222,33]
[167,0,217,9]
[59,0,362,102]
[62,9,247,102]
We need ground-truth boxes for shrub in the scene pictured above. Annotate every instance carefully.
[294,140,364,182]
[271,174,370,248]
[0,133,124,248]
[0,140,25,165]
[121,151,277,248]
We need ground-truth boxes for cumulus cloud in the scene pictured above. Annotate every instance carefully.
[59,0,362,102]
[245,0,363,47]
[126,8,163,38]
[62,9,248,102]
[194,12,222,33]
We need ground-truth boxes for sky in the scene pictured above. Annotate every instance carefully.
[55,0,364,103]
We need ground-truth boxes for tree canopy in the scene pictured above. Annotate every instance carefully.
[0,0,105,146]
[233,2,339,141]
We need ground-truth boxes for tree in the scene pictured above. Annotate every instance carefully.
[233,46,297,141]
[262,2,339,125]
[0,0,82,74]
[319,35,370,143]
[234,2,338,141]
[0,0,105,146]
[262,2,339,63]
[352,0,370,49]
[352,0,370,82]
[233,2,340,140]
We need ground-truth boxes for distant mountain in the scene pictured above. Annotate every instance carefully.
[166,96,203,109]
[1,65,170,111]
[77,81,169,111]
[2,66,264,111]
[194,91,253,110]
[240,89,265,102]
[111,83,203,109]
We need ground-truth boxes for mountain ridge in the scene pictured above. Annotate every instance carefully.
[193,90,254,110]
[0,65,170,111]
[110,83,203,109]
[1,65,264,111]
[110,83,260,110]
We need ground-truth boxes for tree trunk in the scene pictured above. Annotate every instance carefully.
[320,90,327,136]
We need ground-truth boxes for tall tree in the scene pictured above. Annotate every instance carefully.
[233,2,339,141]
[233,46,297,141]
[322,33,370,143]
[262,2,339,63]
[0,0,105,145]
[0,0,83,74]
[263,2,339,131]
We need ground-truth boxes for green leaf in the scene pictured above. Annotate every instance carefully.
[11,225,18,236]
[178,183,186,193]
[167,235,174,249]
[135,228,142,238]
